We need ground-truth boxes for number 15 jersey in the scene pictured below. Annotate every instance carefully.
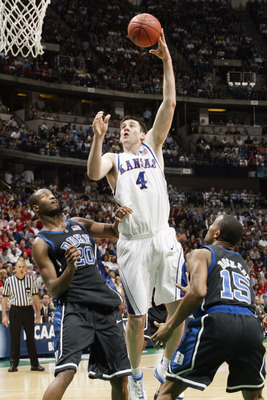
[196,244,255,317]
[114,143,170,237]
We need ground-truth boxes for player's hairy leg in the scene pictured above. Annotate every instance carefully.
[242,389,265,400]
[110,376,129,400]
[42,369,75,400]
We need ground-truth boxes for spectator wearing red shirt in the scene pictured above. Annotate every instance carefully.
[19,207,32,224]
[1,233,10,248]
[15,219,24,232]
[0,211,9,229]
[18,239,31,257]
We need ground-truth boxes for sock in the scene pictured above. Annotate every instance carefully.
[161,356,171,368]
[131,366,142,379]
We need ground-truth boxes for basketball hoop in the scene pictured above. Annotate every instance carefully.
[0,0,51,58]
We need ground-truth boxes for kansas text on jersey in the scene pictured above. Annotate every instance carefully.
[114,143,170,236]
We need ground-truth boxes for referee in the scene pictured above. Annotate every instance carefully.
[2,258,45,372]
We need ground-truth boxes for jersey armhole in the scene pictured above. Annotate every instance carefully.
[201,245,216,274]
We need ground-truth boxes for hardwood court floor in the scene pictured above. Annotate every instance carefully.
[1,348,266,399]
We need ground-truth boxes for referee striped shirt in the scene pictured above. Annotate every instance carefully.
[2,275,39,306]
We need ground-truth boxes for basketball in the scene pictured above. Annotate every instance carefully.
[127,13,161,48]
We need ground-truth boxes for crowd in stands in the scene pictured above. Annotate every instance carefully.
[247,0,267,40]
[0,106,266,169]
[0,0,265,100]
[0,180,266,321]
[195,132,266,167]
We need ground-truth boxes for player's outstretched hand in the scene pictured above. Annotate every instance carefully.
[65,244,80,270]
[115,206,133,222]
[92,111,111,138]
[149,29,171,62]
[151,321,173,350]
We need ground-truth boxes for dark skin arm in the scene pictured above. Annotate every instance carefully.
[32,239,79,299]
[73,206,132,239]
[151,248,211,348]
[32,206,133,299]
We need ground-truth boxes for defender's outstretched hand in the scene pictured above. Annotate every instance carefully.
[115,206,133,222]
[151,320,173,350]
[176,271,190,295]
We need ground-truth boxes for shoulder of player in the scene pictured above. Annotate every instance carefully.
[32,235,44,246]
[186,247,211,263]
[32,235,49,254]
[103,152,117,162]
[144,130,164,153]
[71,217,93,231]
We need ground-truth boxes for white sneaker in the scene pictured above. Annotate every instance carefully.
[128,373,148,400]
[154,362,185,400]
[153,361,167,384]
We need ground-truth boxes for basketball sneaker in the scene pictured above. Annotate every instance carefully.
[128,373,148,400]
[153,360,167,383]
[154,361,184,399]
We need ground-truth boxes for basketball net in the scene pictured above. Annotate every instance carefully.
[0,0,51,58]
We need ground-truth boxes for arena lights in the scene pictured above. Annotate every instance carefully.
[39,94,54,99]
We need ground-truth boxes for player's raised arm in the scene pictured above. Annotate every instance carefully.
[87,111,115,181]
[145,29,176,154]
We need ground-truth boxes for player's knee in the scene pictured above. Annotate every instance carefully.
[57,369,76,387]
[128,314,146,331]
[111,376,128,396]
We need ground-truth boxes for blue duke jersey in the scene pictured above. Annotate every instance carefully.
[114,143,170,236]
[35,219,122,308]
[195,244,255,317]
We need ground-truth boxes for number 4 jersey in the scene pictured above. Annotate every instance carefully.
[35,219,122,308]
[195,244,255,317]
[114,143,170,236]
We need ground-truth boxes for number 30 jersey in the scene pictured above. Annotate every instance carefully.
[35,219,122,308]
[196,244,255,317]
[114,143,170,236]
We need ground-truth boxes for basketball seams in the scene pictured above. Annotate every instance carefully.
[128,23,161,34]
[128,13,161,47]
[128,27,152,46]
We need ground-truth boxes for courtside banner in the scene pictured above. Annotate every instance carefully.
[0,323,55,358]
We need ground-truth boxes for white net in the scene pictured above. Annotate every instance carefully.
[0,0,51,58]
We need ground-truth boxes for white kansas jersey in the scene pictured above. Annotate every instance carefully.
[114,143,170,236]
